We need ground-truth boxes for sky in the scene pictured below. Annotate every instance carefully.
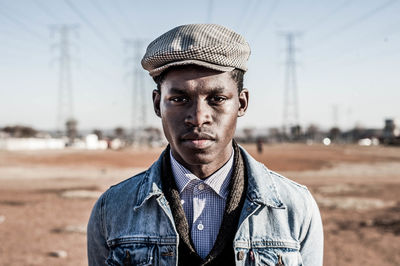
[0,0,399,132]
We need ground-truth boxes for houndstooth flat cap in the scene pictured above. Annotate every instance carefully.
[141,24,251,77]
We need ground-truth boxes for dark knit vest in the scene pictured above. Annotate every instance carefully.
[161,141,247,266]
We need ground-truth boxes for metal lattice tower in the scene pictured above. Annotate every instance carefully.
[279,32,301,135]
[50,25,78,133]
[125,39,147,138]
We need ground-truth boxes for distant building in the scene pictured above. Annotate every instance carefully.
[381,119,400,145]
[383,119,399,138]
[0,137,66,150]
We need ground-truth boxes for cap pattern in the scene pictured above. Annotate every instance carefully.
[141,24,251,77]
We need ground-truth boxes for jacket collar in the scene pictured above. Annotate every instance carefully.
[134,150,165,210]
[134,145,285,209]
[239,146,285,209]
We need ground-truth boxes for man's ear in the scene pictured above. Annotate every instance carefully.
[238,88,249,117]
[152,90,161,118]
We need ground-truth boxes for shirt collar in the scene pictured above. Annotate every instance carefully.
[134,145,285,211]
[170,149,234,199]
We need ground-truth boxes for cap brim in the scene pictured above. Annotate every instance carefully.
[149,59,235,77]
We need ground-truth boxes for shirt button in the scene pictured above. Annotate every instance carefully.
[198,183,205,191]
[197,223,204,231]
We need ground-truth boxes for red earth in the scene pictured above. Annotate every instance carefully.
[0,143,399,265]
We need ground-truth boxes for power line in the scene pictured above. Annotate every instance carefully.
[112,0,139,37]
[307,18,400,66]
[64,0,113,47]
[333,0,397,33]
[89,0,126,39]
[308,0,398,49]
[303,0,355,32]
[62,0,123,66]
[313,41,400,69]
[250,0,279,41]
[33,0,60,22]
[32,0,121,67]
[239,0,263,32]
[236,0,254,30]
[0,30,47,53]
[0,3,44,41]
[0,16,46,51]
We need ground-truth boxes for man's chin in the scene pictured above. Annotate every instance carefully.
[174,149,215,166]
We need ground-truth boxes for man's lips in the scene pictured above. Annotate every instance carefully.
[180,132,215,141]
[180,132,215,149]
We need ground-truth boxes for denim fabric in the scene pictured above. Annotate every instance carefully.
[87,146,323,266]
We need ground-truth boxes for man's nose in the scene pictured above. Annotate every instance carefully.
[184,100,212,127]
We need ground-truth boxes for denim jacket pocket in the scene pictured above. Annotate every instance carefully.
[235,240,303,266]
[256,247,303,266]
[106,242,154,266]
[106,237,177,266]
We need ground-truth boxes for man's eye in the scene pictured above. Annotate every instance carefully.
[210,96,226,103]
[170,97,188,103]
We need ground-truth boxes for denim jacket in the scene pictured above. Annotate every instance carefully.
[87,147,323,265]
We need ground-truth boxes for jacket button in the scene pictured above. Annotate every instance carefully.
[237,251,244,261]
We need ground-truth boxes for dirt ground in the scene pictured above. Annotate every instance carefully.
[0,143,399,265]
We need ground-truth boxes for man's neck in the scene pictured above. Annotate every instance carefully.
[171,147,233,180]
[186,162,229,180]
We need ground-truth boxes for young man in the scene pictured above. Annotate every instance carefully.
[87,24,323,266]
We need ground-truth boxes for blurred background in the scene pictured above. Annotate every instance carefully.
[0,0,399,145]
[0,1,399,265]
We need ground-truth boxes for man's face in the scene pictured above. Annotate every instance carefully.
[153,67,249,170]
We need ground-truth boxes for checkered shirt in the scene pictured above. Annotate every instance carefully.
[170,150,234,259]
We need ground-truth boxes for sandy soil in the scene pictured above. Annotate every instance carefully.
[0,144,399,265]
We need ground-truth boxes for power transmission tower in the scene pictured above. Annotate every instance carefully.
[50,24,78,134]
[332,104,339,128]
[125,39,147,141]
[279,32,302,137]
[207,0,214,22]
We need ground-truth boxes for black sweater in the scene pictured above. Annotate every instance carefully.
[161,141,247,266]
